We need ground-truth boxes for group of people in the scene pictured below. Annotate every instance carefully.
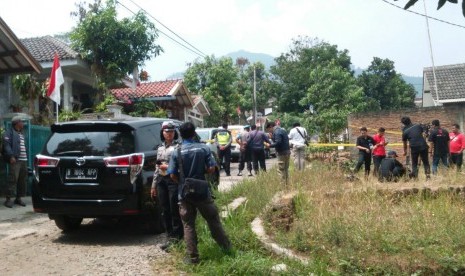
[232,121,310,182]
[354,116,465,182]
[150,120,311,264]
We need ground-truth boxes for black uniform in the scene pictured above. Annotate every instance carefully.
[379,158,406,182]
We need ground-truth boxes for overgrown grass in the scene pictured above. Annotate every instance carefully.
[268,163,465,274]
[167,162,465,275]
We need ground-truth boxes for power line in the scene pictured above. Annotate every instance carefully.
[116,0,206,58]
[381,0,465,29]
[125,0,207,57]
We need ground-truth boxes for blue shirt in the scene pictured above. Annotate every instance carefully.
[167,139,216,181]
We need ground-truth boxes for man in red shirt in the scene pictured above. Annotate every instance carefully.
[372,127,388,177]
[449,124,465,171]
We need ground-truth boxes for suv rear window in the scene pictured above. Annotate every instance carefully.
[44,131,135,157]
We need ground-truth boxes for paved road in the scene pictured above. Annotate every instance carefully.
[218,157,277,192]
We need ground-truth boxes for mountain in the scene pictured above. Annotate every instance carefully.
[225,50,276,69]
[168,50,423,97]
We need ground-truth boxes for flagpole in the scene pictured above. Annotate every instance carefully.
[56,104,59,123]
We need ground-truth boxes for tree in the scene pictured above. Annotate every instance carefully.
[269,36,353,114]
[236,61,270,124]
[357,57,416,110]
[301,62,367,141]
[184,55,240,126]
[70,0,162,87]
[395,0,465,17]
[12,74,47,116]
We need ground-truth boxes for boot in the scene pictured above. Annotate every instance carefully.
[248,170,253,176]
[4,197,13,208]
[14,197,26,207]
[237,171,243,176]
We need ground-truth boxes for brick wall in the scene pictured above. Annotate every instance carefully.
[348,106,465,161]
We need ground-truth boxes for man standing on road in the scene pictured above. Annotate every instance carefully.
[449,123,465,171]
[168,122,232,264]
[2,116,28,208]
[266,122,291,185]
[236,125,252,176]
[247,124,272,175]
[288,122,308,171]
[401,116,431,179]
[215,123,232,176]
[428,119,450,175]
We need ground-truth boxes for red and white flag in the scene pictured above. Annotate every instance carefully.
[47,54,64,105]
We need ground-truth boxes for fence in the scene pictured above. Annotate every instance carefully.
[1,124,51,196]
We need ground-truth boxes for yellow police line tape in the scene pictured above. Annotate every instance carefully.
[348,125,403,135]
[308,143,404,147]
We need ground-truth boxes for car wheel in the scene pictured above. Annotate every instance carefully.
[53,215,83,232]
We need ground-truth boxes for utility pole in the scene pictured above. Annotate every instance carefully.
[253,66,257,128]
[423,0,440,106]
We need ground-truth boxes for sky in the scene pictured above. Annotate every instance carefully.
[1,0,464,81]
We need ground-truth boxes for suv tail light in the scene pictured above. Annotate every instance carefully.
[34,154,60,182]
[104,153,144,184]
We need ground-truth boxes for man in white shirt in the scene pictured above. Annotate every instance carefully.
[288,122,308,171]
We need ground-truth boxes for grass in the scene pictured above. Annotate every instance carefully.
[165,162,465,275]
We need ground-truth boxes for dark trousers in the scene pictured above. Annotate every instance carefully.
[218,147,231,175]
[432,154,449,174]
[411,149,430,178]
[354,152,371,176]
[157,178,183,239]
[251,148,266,173]
[372,155,385,177]
[379,166,406,182]
[238,150,252,172]
[450,152,463,171]
[179,198,231,259]
[6,160,27,198]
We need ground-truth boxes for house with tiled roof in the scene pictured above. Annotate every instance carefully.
[0,31,97,118]
[20,36,97,111]
[423,63,465,107]
[111,79,210,126]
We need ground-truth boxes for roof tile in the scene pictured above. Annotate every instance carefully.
[111,79,181,100]
[424,63,465,100]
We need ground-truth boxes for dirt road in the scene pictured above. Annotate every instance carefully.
[0,157,276,275]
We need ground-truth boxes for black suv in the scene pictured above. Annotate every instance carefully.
[32,118,184,232]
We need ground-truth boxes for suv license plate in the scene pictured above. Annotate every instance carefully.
[66,168,98,180]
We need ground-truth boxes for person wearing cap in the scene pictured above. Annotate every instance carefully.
[288,122,308,171]
[236,125,252,176]
[428,119,450,175]
[2,116,27,208]
[214,123,232,176]
[378,150,406,182]
[151,121,183,249]
[353,127,374,178]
